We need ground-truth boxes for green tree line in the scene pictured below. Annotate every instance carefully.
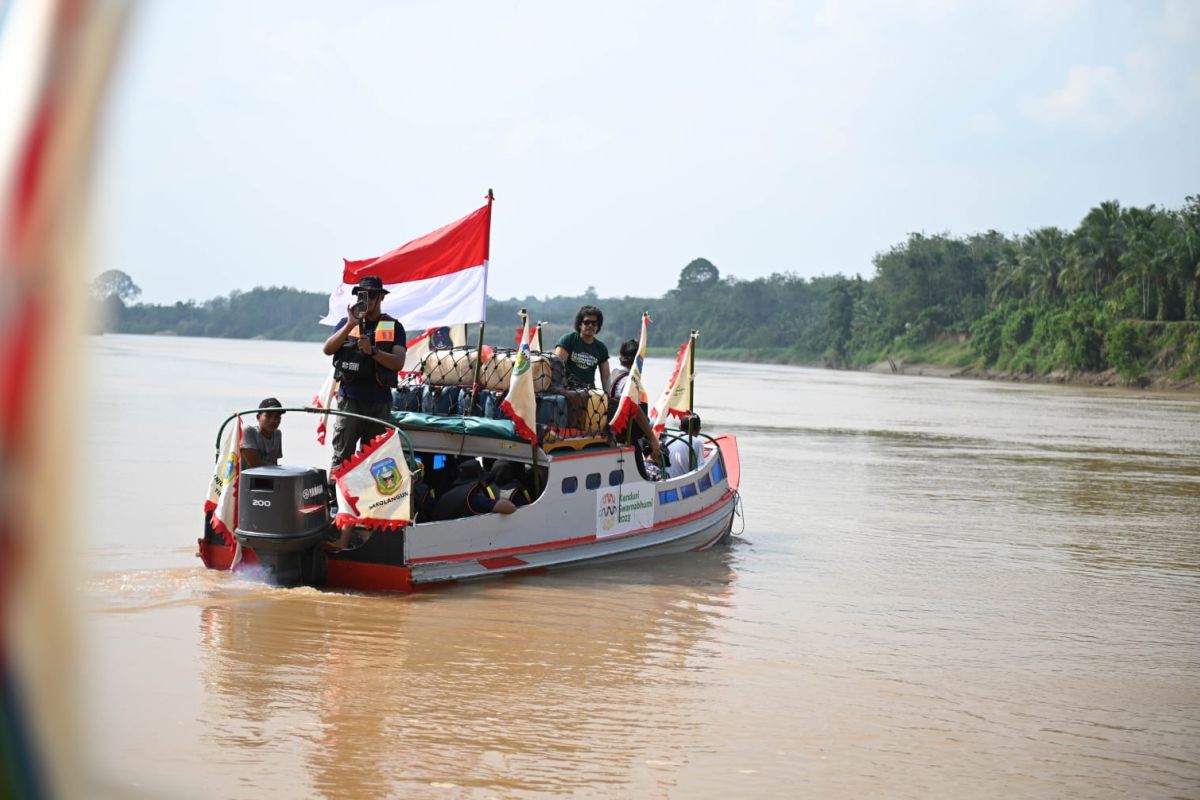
[91,195,1200,383]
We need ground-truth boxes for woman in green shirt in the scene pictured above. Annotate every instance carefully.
[554,304,611,393]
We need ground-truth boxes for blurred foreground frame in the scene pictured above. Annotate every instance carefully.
[1,0,131,797]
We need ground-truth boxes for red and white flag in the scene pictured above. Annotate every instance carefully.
[500,317,538,442]
[651,334,695,432]
[321,198,493,329]
[611,312,650,436]
[331,429,412,531]
[205,417,242,538]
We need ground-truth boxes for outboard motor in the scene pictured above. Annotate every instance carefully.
[235,465,331,587]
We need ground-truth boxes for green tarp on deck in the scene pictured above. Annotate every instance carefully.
[389,410,524,443]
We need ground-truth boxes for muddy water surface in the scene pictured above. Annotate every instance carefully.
[83,335,1200,798]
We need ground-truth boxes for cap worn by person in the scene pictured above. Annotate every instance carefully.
[355,275,390,294]
[259,397,285,414]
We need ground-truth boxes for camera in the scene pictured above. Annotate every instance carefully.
[351,289,369,318]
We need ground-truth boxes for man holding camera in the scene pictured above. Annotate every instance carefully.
[322,275,407,473]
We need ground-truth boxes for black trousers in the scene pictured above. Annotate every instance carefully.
[330,397,391,473]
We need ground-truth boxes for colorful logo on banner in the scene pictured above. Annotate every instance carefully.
[371,457,403,495]
[599,491,619,531]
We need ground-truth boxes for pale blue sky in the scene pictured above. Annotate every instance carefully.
[95,0,1200,305]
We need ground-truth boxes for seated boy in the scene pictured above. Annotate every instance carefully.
[240,397,284,468]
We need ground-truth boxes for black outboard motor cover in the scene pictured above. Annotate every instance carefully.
[235,465,331,586]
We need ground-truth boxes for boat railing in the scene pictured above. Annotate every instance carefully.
[212,406,417,470]
[656,429,722,475]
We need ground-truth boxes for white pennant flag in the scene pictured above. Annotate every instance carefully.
[312,368,339,445]
[500,317,538,442]
[331,428,412,531]
[205,416,241,537]
[651,335,695,433]
[611,312,650,436]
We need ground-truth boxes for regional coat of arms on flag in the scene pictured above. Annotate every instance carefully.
[332,429,413,531]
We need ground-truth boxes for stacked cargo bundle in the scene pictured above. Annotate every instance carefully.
[394,345,611,440]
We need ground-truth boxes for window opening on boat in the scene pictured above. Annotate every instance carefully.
[608,469,623,486]
[658,488,679,504]
[680,483,698,499]
[698,473,712,492]
[585,473,602,490]
[710,459,725,484]
[562,476,578,494]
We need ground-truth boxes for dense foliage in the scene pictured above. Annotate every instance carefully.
[91,196,1200,383]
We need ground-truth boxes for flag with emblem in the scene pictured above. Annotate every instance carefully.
[651,333,695,432]
[320,195,494,328]
[500,317,538,442]
[331,428,412,531]
[205,416,242,538]
[610,312,650,436]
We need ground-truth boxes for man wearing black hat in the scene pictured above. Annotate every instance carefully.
[321,275,407,471]
[241,397,284,468]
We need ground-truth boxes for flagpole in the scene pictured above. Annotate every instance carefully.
[516,307,543,497]
[467,320,486,415]
[624,309,650,449]
[465,188,496,417]
[688,329,698,470]
[535,317,547,482]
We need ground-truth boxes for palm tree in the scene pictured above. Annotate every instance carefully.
[1118,206,1165,319]
[1169,196,1200,320]
[1069,200,1124,297]
[1017,227,1068,305]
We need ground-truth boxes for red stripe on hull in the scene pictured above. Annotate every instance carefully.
[479,556,528,569]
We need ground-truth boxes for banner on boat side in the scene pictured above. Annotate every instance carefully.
[595,481,655,539]
[320,197,493,329]
[331,428,412,531]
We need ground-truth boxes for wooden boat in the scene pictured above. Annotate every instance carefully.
[199,407,741,592]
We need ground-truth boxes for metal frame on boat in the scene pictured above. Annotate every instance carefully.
[199,407,741,593]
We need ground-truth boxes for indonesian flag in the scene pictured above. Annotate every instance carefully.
[205,417,241,539]
[610,312,650,436]
[500,317,538,442]
[312,368,339,445]
[320,198,493,329]
[331,429,412,531]
[651,334,695,432]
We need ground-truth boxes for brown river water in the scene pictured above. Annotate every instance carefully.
[81,335,1200,799]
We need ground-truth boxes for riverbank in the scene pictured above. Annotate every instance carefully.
[655,343,1200,393]
[865,358,1200,392]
